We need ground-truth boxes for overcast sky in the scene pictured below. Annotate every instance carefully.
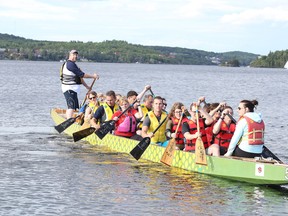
[1,0,288,55]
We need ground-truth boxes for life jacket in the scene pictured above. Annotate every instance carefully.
[117,110,137,133]
[185,118,209,151]
[138,104,150,129]
[101,103,120,122]
[242,116,265,145]
[147,111,167,143]
[205,120,216,145]
[171,116,187,145]
[60,61,82,85]
[214,122,236,149]
[88,102,99,114]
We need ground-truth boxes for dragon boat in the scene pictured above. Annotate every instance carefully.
[51,108,288,186]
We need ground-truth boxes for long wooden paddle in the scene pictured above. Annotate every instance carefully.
[195,105,207,165]
[73,100,137,142]
[160,110,184,166]
[80,78,96,108]
[226,113,283,163]
[54,113,83,133]
[130,116,167,160]
[95,100,138,139]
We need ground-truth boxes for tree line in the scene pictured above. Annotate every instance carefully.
[250,50,288,68]
[0,33,259,66]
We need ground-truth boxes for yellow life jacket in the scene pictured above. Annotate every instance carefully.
[147,111,167,143]
[88,102,99,114]
[138,104,150,129]
[102,103,120,122]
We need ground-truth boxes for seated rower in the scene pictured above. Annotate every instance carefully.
[212,106,236,155]
[80,91,100,129]
[141,96,168,146]
[90,90,120,130]
[112,97,143,138]
[164,102,189,150]
[182,100,220,156]
[224,100,265,158]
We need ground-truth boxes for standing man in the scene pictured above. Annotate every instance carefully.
[61,50,99,119]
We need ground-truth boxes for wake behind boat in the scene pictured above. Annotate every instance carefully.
[51,108,288,186]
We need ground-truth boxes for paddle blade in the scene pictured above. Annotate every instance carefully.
[130,137,151,160]
[95,120,115,140]
[262,146,283,163]
[73,127,95,142]
[160,139,176,166]
[195,137,207,165]
[54,117,76,133]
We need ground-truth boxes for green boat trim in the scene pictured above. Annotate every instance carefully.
[51,108,288,185]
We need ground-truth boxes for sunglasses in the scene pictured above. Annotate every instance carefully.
[89,96,96,100]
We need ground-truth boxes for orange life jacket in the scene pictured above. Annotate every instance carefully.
[214,122,236,149]
[185,118,209,151]
[243,116,265,145]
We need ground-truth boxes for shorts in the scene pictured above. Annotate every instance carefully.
[64,90,79,110]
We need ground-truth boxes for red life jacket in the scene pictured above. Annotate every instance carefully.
[214,122,236,149]
[171,116,188,145]
[243,116,265,145]
[205,120,216,145]
[185,118,209,151]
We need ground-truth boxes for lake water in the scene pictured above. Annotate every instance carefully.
[0,60,288,215]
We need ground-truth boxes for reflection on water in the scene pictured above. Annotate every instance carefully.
[1,61,288,215]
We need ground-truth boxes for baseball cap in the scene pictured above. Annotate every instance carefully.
[69,50,78,54]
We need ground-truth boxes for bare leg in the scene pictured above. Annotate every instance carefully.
[66,108,74,119]
[208,144,220,156]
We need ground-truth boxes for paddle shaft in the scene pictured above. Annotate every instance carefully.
[160,111,184,166]
[80,78,96,107]
[130,116,167,160]
[149,89,155,98]
[117,100,138,120]
[151,116,168,135]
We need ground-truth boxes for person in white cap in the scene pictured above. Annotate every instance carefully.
[60,50,99,119]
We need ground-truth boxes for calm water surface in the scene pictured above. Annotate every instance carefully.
[0,60,288,215]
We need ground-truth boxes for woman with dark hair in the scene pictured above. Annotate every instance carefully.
[224,100,265,158]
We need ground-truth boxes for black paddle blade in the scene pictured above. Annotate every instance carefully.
[262,146,282,163]
[130,137,151,160]
[73,127,95,142]
[54,117,76,133]
[95,120,115,140]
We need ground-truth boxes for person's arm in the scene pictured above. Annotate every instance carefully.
[90,106,104,128]
[136,85,151,101]
[182,122,199,140]
[198,106,213,125]
[212,112,226,134]
[134,103,143,119]
[141,116,152,138]
[224,120,246,156]
[165,119,173,139]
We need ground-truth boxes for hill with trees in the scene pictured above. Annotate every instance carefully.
[0,33,258,66]
[250,50,288,68]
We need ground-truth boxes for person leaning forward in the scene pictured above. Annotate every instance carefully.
[61,50,99,119]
